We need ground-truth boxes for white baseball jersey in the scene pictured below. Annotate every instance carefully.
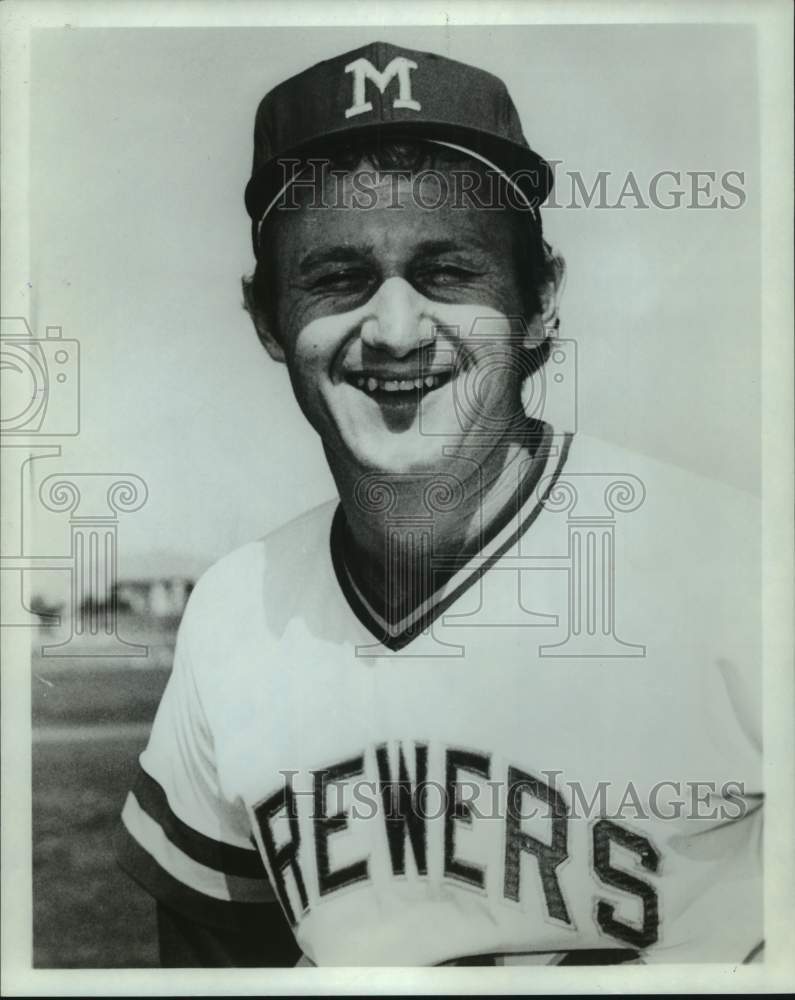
[118,426,763,966]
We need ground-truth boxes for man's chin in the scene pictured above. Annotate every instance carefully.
[343,438,456,478]
[363,453,449,478]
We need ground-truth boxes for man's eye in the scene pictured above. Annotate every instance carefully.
[416,265,479,286]
[311,269,370,292]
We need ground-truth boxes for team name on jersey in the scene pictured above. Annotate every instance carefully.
[249,740,661,951]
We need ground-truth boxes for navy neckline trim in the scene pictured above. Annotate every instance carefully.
[330,428,574,652]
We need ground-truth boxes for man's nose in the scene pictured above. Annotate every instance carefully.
[360,277,433,358]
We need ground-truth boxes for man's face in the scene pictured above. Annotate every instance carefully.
[264,163,545,476]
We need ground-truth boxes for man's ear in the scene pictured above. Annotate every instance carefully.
[241,275,286,363]
[538,248,566,331]
[521,248,566,349]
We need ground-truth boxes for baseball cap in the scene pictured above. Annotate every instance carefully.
[244,41,553,246]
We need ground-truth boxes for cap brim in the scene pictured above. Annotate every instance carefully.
[244,120,553,223]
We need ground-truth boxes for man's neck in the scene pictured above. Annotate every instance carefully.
[328,422,550,621]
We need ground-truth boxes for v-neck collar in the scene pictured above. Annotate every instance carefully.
[330,425,574,652]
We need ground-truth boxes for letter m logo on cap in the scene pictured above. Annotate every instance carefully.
[245,42,555,244]
[344,56,421,119]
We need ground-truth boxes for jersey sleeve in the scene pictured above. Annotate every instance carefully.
[115,586,276,931]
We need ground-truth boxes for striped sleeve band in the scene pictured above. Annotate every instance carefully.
[116,766,276,932]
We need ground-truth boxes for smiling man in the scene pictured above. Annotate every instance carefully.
[243,133,563,628]
[116,42,763,968]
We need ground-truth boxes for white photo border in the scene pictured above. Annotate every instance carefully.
[1,0,792,995]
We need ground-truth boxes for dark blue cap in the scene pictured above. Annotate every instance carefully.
[245,41,553,237]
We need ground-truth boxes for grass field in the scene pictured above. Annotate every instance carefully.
[32,615,173,967]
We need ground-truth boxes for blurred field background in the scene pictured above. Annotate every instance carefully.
[32,613,176,967]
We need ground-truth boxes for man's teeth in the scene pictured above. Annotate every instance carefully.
[354,374,446,393]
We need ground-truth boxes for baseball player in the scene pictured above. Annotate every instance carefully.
[116,42,763,967]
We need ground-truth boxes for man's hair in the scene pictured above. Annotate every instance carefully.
[243,138,559,351]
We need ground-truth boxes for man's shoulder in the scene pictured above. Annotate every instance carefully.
[568,432,757,498]
[561,431,760,638]
[180,498,339,626]
[565,432,759,537]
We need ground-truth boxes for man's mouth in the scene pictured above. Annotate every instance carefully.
[344,370,454,400]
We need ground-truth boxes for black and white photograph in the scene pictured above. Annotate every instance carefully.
[1,0,793,994]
